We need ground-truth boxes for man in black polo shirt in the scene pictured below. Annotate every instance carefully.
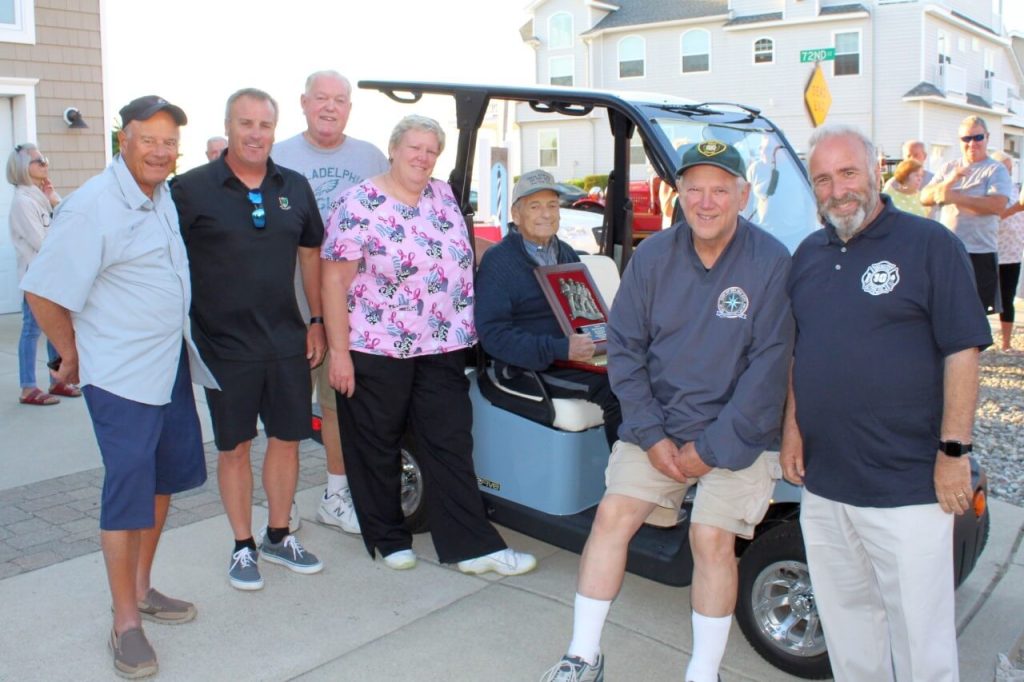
[173,88,325,590]
[782,124,991,681]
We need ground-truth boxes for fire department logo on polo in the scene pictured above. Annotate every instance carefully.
[861,260,900,296]
[717,286,749,319]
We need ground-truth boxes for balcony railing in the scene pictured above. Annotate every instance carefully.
[984,77,1013,106]
[936,63,967,96]
[1009,94,1024,115]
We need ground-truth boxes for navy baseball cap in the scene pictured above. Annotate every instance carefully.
[119,96,187,127]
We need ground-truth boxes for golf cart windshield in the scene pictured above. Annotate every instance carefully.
[650,113,820,253]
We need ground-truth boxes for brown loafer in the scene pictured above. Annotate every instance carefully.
[138,588,196,624]
[109,626,157,679]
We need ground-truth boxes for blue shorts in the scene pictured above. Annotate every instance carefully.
[83,347,207,531]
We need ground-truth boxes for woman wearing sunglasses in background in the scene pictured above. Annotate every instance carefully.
[6,143,80,405]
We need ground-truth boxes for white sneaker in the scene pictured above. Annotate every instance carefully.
[382,549,417,570]
[457,548,537,576]
[317,488,360,534]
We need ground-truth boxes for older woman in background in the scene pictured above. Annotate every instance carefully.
[994,151,1024,352]
[321,114,536,575]
[6,143,78,405]
[883,158,928,217]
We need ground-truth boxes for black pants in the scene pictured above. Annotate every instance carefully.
[999,262,1020,323]
[498,363,621,448]
[969,252,1000,315]
[335,350,506,564]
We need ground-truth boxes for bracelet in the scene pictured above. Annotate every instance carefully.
[309,316,324,325]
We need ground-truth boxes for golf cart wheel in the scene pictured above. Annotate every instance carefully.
[736,522,832,679]
[401,447,429,533]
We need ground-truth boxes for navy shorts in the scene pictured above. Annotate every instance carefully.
[203,355,312,451]
[83,348,207,531]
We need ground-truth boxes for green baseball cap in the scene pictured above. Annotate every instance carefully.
[676,140,746,179]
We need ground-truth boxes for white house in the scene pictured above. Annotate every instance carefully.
[518,0,1024,182]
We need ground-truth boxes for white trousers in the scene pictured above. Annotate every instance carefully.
[800,489,959,682]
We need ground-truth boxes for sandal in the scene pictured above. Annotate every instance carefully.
[49,381,82,397]
[19,388,60,406]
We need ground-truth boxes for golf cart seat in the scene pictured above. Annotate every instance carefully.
[476,254,620,432]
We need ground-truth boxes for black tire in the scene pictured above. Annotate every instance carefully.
[736,522,833,679]
[400,447,429,534]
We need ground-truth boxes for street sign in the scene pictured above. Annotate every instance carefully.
[804,64,832,127]
[800,48,835,63]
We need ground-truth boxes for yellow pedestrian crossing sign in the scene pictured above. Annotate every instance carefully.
[804,64,832,128]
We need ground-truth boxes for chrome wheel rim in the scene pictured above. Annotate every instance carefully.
[749,560,827,658]
[400,449,423,518]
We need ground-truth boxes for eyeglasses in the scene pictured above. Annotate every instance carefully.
[29,157,49,167]
[960,133,986,143]
[248,190,266,229]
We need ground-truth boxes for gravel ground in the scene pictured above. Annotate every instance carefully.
[974,300,1024,506]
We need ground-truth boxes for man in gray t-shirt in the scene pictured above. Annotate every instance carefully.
[272,70,389,534]
[922,115,1012,314]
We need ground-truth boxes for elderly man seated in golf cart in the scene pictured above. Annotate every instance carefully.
[474,169,621,447]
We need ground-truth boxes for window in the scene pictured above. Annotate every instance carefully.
[539,130,558,168]
[549,56,573,87]
[958,37,967,53]
[681,29,710,73]
[984,48,995,79]
[630,133,648,166]
[937,31,951,64]
[834,31,860,76]
[618,36,645,78]
[753,38,773,64]
[549,12,572,50]
[0,0,35,44]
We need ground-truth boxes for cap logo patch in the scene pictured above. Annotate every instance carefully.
[697,140,727,157]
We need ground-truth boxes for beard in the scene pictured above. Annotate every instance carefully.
[821,190,878,241]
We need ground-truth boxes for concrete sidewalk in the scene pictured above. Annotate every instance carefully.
[2,310,1023,681]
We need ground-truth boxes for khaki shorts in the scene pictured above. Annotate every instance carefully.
[311,357,336,411]
[605,440,780,540]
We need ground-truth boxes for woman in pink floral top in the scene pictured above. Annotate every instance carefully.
[321,115,535,575]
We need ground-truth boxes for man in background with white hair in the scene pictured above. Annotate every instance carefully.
[273,70,389,535]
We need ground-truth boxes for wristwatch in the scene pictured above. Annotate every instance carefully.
[309,316,324,325]
[939,440,972,457]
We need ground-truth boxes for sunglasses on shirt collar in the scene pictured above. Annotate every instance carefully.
[248,190,266,229]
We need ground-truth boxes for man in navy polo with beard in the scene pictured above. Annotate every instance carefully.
[782,124,992,682]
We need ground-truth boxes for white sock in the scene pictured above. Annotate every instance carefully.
[327,474,347,496]
[686,611,732,682]
[566,593,611,665]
